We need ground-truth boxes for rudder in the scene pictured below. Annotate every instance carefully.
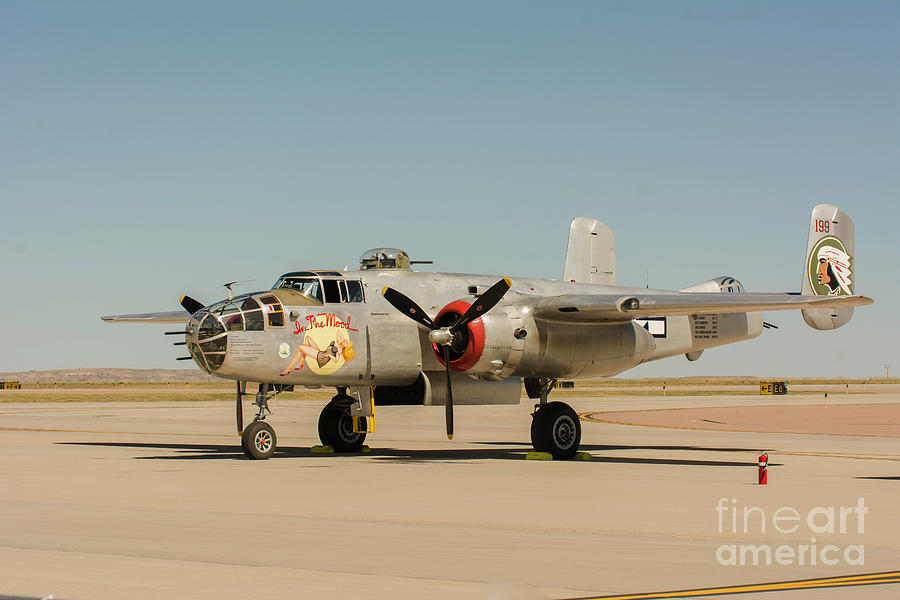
[563,217,615,285]
[801,204,855,330]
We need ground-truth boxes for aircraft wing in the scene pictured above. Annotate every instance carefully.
[529,293,874,324]
[101,311,189,324]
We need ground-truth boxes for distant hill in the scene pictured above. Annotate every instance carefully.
[0,368,219,384]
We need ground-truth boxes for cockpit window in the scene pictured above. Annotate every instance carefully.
[322,279,341,304]
[275,276,323,303]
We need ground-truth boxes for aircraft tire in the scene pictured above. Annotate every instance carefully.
[530,401,581,460]
[318,404,366,453]
[241,421,277,460]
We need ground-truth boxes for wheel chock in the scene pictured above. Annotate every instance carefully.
[310,445,335,454]
[361,445,371,453]
[525,451,591,461]
[525,451,553,460]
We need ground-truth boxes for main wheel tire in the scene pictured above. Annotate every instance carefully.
[530,408,546,451]
[530,401,581,460]
[318,404,366,453]
[241,421,277,460]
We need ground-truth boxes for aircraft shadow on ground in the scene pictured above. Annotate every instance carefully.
[854,476,900,481]
[56,441,772,467]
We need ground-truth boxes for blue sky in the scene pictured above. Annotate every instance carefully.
[2,1,897,377]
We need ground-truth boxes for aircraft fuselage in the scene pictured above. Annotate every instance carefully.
[186,270,762,391]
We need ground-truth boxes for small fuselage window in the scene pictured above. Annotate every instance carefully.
[345,280,365,302]
[259,295,284,327]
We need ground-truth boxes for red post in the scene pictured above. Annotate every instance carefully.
[758,452,768,485]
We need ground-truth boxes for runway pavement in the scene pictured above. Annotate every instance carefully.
[0,392,898,599]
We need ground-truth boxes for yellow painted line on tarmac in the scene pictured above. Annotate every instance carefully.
[562,570,900,599]
[783,449,900,458]
[579,413,900,461]
[579,412,900,439]
[776,450,900,462]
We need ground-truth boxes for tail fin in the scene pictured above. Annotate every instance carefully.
[563,217,615,285]
[801,204,856,330]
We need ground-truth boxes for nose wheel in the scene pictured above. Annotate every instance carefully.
[241,420,277,460]
[531,401,581,459]
[239,383,278,459]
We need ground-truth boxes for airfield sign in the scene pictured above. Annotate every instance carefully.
[760,381,787,395]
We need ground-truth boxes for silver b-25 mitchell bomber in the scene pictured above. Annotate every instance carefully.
[103,204,872,460]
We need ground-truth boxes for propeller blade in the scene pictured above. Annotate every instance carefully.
[381,287,436,329]
[444,345,454,440]
[236,381,244,435]
[180,295,205,315]
[449,277,512,334]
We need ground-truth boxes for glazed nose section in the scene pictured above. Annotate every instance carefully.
[187,310,227,373]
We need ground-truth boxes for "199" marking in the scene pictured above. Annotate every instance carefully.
[814,219,830,233]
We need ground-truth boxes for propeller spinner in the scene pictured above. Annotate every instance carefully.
[381,277,512,439]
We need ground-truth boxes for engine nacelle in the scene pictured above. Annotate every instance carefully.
[430,300,524,381]
[431,299,657,381]
[679,275,744,293]
[514,320,657,379]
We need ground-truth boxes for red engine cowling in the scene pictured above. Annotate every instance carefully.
[430,300,486,372]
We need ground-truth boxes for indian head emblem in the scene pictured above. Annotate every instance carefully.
[808,236,853,296]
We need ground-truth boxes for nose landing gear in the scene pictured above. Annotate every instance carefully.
[241,420,276,459]
[240,383,278,460]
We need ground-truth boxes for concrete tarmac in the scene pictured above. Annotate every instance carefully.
[0,393,898,599]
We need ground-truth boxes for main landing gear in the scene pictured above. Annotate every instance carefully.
[239,384,368,459]
[527,378,581,460]
[318,387,367,453]
[237,379,582,460]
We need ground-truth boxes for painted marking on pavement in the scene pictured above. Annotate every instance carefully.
[560,570,900,599]
[580,412,900,439]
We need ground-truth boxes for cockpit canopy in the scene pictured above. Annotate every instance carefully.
[272,272,365,304]
[359,248,411,270]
